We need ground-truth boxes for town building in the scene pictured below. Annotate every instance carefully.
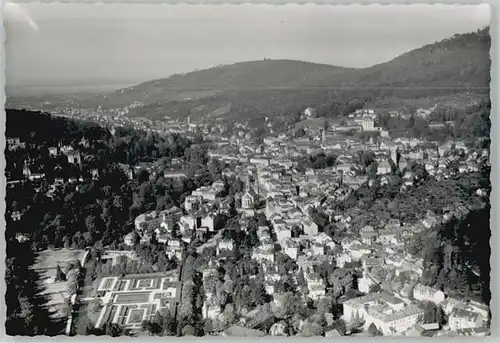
[343,292,424,336]
[412,284,445,304]
[448,307,485,331]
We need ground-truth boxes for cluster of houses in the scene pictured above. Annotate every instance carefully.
[123,179,232,260]
[42,105,489,337]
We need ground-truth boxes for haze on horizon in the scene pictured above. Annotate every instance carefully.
[5,3,490,95]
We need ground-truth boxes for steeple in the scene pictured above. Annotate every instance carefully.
[391,148,398,165]
[245,174,251,193]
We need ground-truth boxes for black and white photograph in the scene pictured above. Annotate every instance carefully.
[3,1,492,338]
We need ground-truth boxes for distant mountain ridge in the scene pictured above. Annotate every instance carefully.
[15,27,492,124]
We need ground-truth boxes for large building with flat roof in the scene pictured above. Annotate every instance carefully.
[94,272,181,332]
[343,291,425,336]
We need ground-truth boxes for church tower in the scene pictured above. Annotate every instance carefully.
[391,148,398,165]
[245,174,251,193]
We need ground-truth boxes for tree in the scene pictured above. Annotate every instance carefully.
[250,279,268,306]
[88,297,102,313]
[367,323,383,336]
[67,278,79,295]
[369,283,381,293]
[105,323,123,337]
[333,318,347,336]
[221,303,236,327]
[162,307,176,335]
[422,301,438,324]
[300,321,323,337]
[274,292,301,318]
[203,319,214,335]
[55,265,66,282]
[435,306,444,326]
[149,322,163,335]
[295,128,306,138]
[182,324,196,336]
[329,268,355,298]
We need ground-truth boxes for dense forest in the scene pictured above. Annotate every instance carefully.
[376,100,491,143]
[419,205,491,305]
[5,241,61,336]
[5,109,221,249]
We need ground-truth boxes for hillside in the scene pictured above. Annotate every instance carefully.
[11,28,491,124]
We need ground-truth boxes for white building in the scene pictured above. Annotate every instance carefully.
[217,239,234,255]
[282,239,299,260]
[448,307,485,331]
[412,284,445,304]
[192,186,217,202]
[275,225,292,242]
[335,252,352,268]
[202,301,222,320]
[361,117,375,131]
[201,214,215,232]
[252,248,275,263]
[302,218,318,237]
[377,160,392,175]
[311,243,325,256]
[184,195,201,212]
[343,292,424,336]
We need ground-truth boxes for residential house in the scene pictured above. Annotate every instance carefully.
[15,232,30,243]
[335,251,352,268]
[412,284,445,304]
[305,271,326,300]
[124,232,137,247]
[377,229,398,245]
[201,213,216,232]
[282,238,299,260]
[184,195,201,212]
[275,225,292,242]
[202,298,222,320]
[360,226,378,245]
[302,218,319,236]
[252,247,275,263]
[311,243,325,256]
[377,160,392,175]
[166,240,183,260]
[217,239,234,255]
[449,307,485,331]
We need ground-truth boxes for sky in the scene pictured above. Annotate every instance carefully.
[5,3,491,93]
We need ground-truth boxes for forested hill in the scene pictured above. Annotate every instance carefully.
[6,109,191,167]
[75,27,490,123]
[5,109,219,249]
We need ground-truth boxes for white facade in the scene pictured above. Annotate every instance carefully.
[201,215,215,232]
[184,195,201,212]
[343,292,424,336]
[275,226,292,242]
[202,302,221,319]
[448,308,485,331]
[303,219,318,236]
[412,284,445,304]
[192,187,217,202]
[282,240,299,260]
[217,240,234,255]
[252,248,275,263]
